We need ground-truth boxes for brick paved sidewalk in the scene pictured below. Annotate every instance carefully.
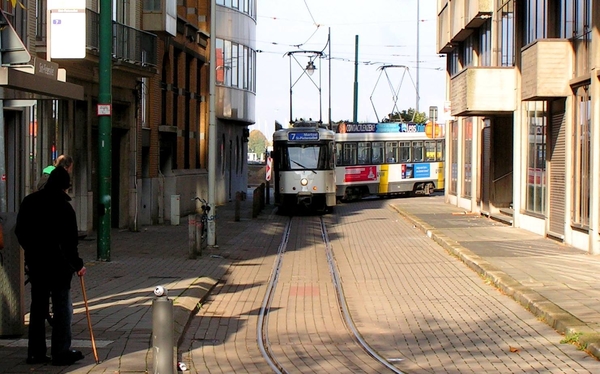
[390,194,600,361]
[0,188,274,373]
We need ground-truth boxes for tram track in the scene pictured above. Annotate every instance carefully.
[257,215,405,374]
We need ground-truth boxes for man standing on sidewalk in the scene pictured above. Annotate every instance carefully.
[16,166,87,366]
[36,154,74,191]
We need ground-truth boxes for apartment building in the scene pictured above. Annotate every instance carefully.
[1,0,257,232]
[437,0,600,253]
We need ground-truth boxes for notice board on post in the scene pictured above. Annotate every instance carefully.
[48,0,86,59]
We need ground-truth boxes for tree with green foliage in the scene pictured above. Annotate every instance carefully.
[248,129,268,156]
[386,108,428,124]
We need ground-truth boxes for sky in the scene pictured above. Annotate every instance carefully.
[253,0,446,139]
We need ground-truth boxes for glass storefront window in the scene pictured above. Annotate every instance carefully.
[525,101,547,215]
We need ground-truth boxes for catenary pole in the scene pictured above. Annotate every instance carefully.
[328,27,331,126]
[353,35,359,123]
[416,1,420,112]
[97,0,112,261]
[207,0,217,246]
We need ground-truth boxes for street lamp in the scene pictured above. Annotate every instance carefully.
[285,50,324,124]
[305,60,316,76]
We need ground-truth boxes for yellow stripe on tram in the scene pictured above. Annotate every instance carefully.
[437,162,445,189]
[379,164,389,193]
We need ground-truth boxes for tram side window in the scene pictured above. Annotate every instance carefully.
[358,142,371,164]
[425,140,437,161]
[343,142,357,165]
[335,143,343,165]
[385,142,398,163]
[437,140,445,161]
[372,142,384,164]
[398,141,411,162]
[412,141,424,162]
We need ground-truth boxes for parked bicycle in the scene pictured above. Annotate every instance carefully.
[193,197,211,252]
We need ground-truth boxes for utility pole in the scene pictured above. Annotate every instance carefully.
[97,0,113,261]
[416,1,420,112]
[207,0,217,246]
[353,35,359,123]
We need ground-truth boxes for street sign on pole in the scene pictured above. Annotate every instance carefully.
[266,157,273,181]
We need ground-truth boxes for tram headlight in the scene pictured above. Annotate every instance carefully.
[300,178,308,186]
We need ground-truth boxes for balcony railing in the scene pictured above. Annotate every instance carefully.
[87,10,157,68]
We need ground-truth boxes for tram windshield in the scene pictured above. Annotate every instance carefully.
[279,144,329,171]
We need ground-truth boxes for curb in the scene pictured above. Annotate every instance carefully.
[390,204,600,360]
[173,276,220,347]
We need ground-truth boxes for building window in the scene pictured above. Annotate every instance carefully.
[523,0,548,46]
[571,0,591,77]
[448,49,459,77]
[223,40,232,86]
[479,19,492,67]
[216,39,224,84]
[525,101,547,215]
[463,35,474,68]
[215,38,256,93]
[462,118,473,199]
[498,0,515,66]
[450,121,458,195]
[231,42,239,88]
[572,85,590,227]
[217,0,256,19]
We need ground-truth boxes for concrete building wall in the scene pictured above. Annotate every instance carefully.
[437,0,600,253]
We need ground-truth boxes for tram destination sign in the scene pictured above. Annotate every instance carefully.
[288,132,319,141]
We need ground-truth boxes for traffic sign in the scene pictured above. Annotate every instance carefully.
[266,157,273,181]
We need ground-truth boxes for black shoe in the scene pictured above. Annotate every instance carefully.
[26,355,51,364]
[52,350,84,366]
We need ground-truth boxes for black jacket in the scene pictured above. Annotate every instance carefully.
[15,167,83,289]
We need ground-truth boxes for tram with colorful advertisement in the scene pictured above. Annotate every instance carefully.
[272,122,337,213]
[335,121,444,200]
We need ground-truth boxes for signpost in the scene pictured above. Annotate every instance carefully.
[265,157,273,181]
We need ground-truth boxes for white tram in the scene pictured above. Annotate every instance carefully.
[272,122,336,213]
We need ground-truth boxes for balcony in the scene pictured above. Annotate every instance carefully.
[521,39,573,100]
[450,67,517,116]
[438,0,492,53]
[87,10,157,69]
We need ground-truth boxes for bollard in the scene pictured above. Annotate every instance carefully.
[195,213,203,255]
[188,215,196,259]
[259,183,265,210]
[152,286,175,374]
[265,181,270,205]
[235,192,241,222]
[252,187,259,218]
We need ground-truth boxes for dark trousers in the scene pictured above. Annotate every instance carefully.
[28,280,72,358]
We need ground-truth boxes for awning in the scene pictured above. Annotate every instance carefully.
[0,10,84,102]
[0,67,84,101]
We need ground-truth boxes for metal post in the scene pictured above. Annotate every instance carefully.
[416,1,420,112]
[207,0,217,246]
[265,181,270,205]
[97,0,113,261]
[152,286,174,374]
[188,215,196,259]
[353,35,359,123]
[235,191,241,222]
